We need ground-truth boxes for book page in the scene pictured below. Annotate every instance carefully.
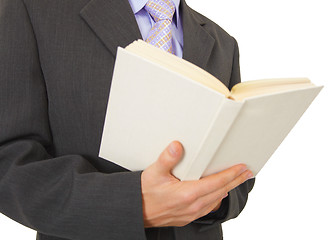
[125,40,231,97]
[230,78,314,101]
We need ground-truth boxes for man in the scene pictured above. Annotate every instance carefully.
[0,0,255,239]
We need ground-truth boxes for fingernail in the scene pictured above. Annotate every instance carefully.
[169,142,178,157]
[247,171,254,179]
[240,164,248,173]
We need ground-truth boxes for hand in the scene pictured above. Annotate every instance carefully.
[141,141,253,228]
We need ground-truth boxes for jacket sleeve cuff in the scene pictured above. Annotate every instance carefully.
[193,178,255,231]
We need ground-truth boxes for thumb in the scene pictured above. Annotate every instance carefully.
[155,141,184,175]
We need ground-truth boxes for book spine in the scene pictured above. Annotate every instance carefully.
[178,99,244,181]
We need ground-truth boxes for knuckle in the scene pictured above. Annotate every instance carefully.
[180,191,197,204]
[239,171,249,183]
[188,202,203,215]
[218,178,226,187]
[164,199,177,210]
[214,175,226,187]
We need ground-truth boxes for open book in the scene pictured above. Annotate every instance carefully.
[99,40,322,181]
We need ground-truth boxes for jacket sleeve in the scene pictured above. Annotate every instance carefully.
[0,0,146,239]
[218,38,255,223]
[194,37,255,227]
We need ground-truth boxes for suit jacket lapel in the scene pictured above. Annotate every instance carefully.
[181,0,215,70]
[80,0,142,56]
[80,0,214,68]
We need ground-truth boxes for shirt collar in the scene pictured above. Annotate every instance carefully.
[128,0,181,26]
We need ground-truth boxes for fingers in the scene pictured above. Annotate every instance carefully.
[222,169,253,194]
[197,164,252,196]
[190,168,252,218]
[168,166,251,223]
[181,171,248,221]
[176,189,228,223]
[154,141,184,175]
[143,141,254,227]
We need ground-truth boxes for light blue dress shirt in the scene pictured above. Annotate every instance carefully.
[128,0,184,58]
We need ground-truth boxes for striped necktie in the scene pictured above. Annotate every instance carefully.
[145,0,175,54]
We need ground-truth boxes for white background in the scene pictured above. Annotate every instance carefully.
[1,0,330,239]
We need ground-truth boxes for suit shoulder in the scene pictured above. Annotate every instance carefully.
[21,0,90,14]
[188,7,237,46]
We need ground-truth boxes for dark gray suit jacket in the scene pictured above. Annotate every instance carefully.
[0,0,254,239]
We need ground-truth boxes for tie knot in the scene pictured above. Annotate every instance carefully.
[145,0,175,22]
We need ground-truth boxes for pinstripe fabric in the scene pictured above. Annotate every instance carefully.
[145,0,175,53]
[0,0,254,239]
